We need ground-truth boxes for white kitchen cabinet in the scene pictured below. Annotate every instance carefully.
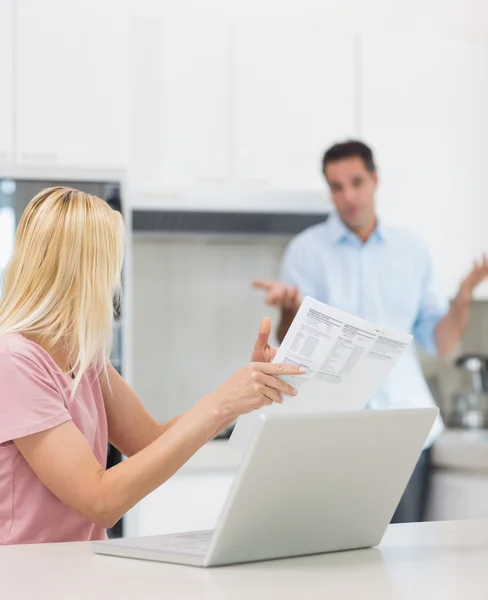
[129,18,230,192]
[427,431,488,520]
[0,0,13,166]
[427,470,488,521]
[233,25,357,191]
[362,35,488,299]
[16,0,129,170]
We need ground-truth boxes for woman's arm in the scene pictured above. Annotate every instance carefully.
[14,401,221,528]
[14,362,301,529]
[105,317,281,457]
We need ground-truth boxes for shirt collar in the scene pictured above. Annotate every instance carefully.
[327,211,387,245]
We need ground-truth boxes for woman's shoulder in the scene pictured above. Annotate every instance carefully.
[0,333,56,373]
[0,334,70,403]
[1,332,42,356]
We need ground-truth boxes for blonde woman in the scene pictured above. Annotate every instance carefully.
[0,187,304,545]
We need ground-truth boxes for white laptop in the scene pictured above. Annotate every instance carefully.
[92,408,437,567]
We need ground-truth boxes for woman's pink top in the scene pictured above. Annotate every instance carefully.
[0,333,108,544]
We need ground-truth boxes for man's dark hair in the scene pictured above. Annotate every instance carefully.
[322,140,376,173]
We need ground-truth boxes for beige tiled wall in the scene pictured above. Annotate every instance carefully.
[131,234,290,421]
[132,235,488,425]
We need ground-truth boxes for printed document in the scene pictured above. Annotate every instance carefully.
[229,296,413,449]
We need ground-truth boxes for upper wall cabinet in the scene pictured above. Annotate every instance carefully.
[16,0,130,171]
[362,34,488,299]
[0,0,13,166]
[233,25,357,191]
[129,18,230,192]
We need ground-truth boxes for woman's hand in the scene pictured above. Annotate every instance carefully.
[251,317,278,363]
[195,317,304,433]
[202,361,306,422]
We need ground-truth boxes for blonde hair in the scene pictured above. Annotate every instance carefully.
[0,186,124,394]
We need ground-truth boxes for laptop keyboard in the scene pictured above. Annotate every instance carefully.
[156,530,213,554]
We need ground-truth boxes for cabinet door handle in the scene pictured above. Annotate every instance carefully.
[0,151,9,161]
[20,153,58,162]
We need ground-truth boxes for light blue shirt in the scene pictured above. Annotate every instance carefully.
[280,212,448,446]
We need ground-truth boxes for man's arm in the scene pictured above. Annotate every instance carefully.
[435,256,488,356]
[254,234,320,343]
[434,297,471,357]
[278,307,299,343]
[252,281,302,343]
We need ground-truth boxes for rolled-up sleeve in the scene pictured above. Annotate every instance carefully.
[413,250,449,354]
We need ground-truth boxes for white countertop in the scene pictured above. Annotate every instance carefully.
[431,429,488,473]
[182,428,488,475]
[1,520,487,599]
[179,439,242,472]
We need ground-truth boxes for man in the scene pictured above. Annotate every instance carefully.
[253,140,488,523]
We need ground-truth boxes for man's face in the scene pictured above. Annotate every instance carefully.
[324,156,377,231]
